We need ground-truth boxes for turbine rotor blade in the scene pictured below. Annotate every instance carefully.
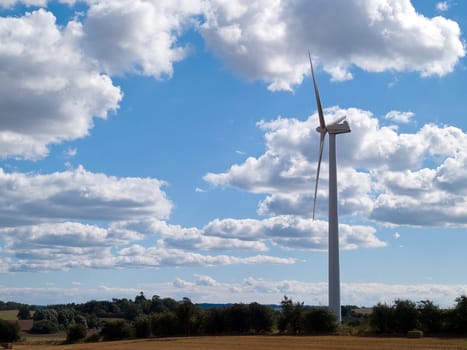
[308,51,326,130]
[312,131,326,220]
[328,115,346,126]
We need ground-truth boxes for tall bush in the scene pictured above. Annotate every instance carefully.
[224,304,249,334]
[301,307,337,334]
[17,306,31,320]
[202,308,225,334]
[0,319,20,342]
[100,320,133,341]
[417,300,442,334]
[449,295,467,334]
[279,296,304,334]
[66,324,87,343]
[369,303,394,333]
[133,315,151,338]
[393,299,418,333]
[248,302,273,333]
[30,319,59,334]
[151,312,178,337]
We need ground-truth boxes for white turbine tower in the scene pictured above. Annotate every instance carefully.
[309,53,351,323]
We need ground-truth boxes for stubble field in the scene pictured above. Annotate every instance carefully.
[12,336,467,350]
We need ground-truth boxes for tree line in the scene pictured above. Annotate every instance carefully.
[1,294,467,343]
[370,296,467,335]
[0,294,336,343]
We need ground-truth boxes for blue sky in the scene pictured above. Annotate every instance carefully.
[0,0,466,307]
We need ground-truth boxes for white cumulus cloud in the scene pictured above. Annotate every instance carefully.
[384,111,414,124]
[83,0,202,78]
[0,165,172,227]
[203,216,385,250]
[205,107,467,227]
[1,276,465,306]
[436,1,449,12]
[0,9,122,160]
[200,0,465,90]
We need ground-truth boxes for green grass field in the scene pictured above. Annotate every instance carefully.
[0,309,18,320]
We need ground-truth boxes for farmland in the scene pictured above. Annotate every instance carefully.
[11,336,467,350]
[3,300,467,350]
[0,310,18,321]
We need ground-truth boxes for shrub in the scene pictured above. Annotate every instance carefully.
[393,299,418,333]
[33,309,58,323]
[0,319,21,342]
[277,314,288,333]
[175,297,202,336]
[101,320,133,341]
[279,296,304,334]
[133,315,151,338]
[202,308,225,335]
[66,324,87,343]
[224,304,249,334]
[30,319,60,334]
[151,312,178,337]
[17,306,31,320]
[301,307,337,334]
[74,314,88,328]
[58,309,76,328]
[248,302,273,333]
[84,332,102,343]
[370,303,394,333]
[453,295,467,334]
[417,300,442,334]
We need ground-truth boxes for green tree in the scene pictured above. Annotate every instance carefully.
[224,304,249,334]
[133,315,151,338]
[0,319,21,342]
[451,295,467,334]
[393,299,418,333]
[248,302,273,333]
[66,324,87,343]
[17,306,31,320]
[134,292,151,314]
[151,312,178,337]
[33,308,58,323]
[100,320,133,341]
[31,319,60,334]
[417,300,442,334]
[370,303,394,333]
[176,297,201,336]
[279,296,304,334]
[134,292,147,304]
[202,308,225,334]
[58,308,76,329]
[74,314,88,328]
[150,295,178,314]
[301,307,337,334]
[112,298,141,320]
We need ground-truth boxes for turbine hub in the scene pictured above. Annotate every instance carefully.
[316,126,326,133]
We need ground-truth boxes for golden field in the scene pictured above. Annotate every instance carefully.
[12,336,467,350]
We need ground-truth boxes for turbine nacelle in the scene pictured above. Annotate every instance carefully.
[327,120,350,134]
[315,116,351,135]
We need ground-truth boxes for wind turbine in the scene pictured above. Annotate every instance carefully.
[309,53,351,323]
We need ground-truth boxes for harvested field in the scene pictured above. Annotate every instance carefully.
[13,336,467,350]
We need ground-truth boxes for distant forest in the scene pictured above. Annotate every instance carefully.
[1,294,467,343]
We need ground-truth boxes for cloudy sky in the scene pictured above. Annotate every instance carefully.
[1,0,466,307]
